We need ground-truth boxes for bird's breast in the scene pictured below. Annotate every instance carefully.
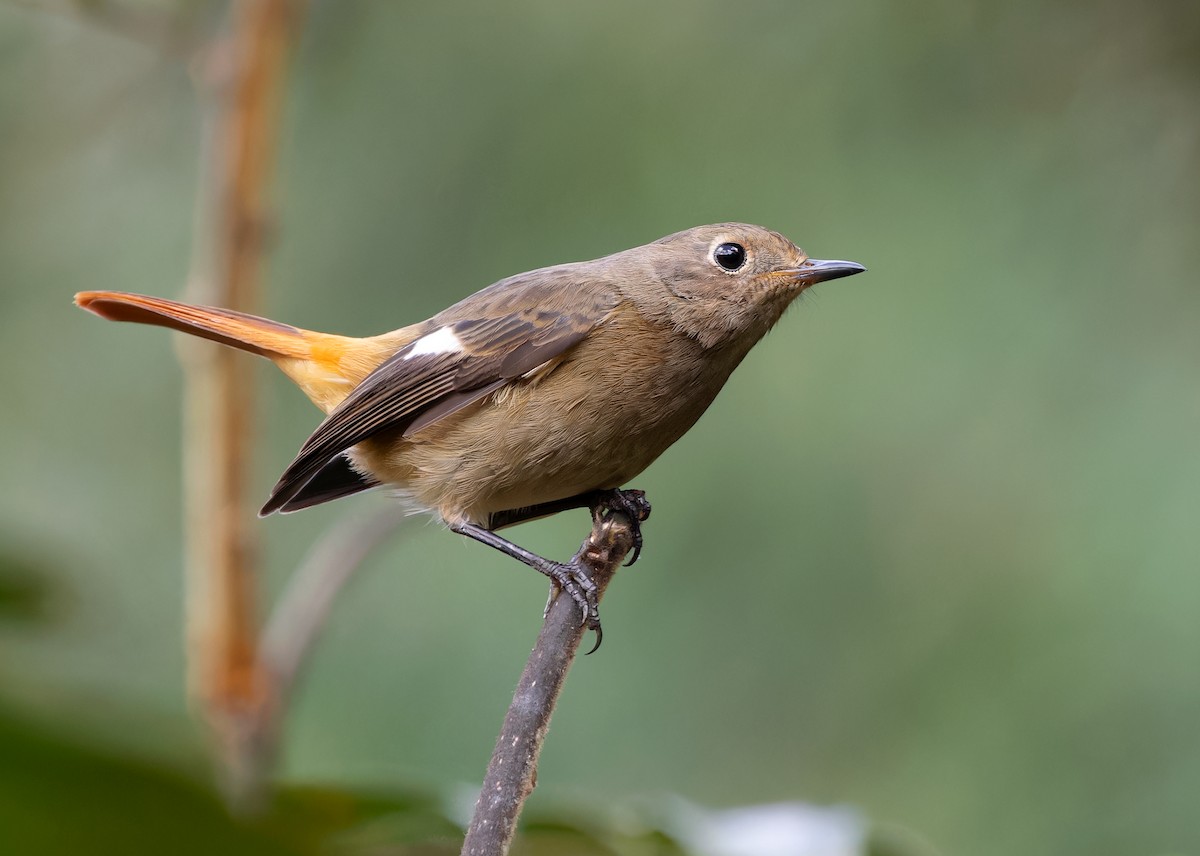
[358,309,740,524]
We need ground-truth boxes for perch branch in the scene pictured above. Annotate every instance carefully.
[461,509,637,856]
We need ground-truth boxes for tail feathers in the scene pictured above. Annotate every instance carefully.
[75,290,314,360]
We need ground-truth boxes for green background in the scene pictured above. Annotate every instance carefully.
[2,2,1198,854]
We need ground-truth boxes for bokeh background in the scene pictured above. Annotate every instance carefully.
[2,1,1198,854]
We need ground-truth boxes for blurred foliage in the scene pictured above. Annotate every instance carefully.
[0,699,699,854]
[2,1,1199,855]
[0,549,52,623]
[0,702,297,856]
[0,691,910,854]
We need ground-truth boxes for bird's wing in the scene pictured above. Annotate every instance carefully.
[274,454,382,512]
[261,281,617,515]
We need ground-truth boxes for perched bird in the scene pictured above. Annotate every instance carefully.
[76,223,864,643]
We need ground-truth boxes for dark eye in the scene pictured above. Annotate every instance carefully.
[713,242,746,271]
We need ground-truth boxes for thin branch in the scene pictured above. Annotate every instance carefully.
[22,0,211,56]
[461,510,637,856]
[262,507,405,700]
[178,0,305,805]
[237,505,406,778]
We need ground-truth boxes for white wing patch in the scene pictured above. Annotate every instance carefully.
[405,326,463,359]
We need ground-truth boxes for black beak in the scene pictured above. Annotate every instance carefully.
[793,259,867,285]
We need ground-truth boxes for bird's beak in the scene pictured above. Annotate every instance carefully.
[791,258,867,285]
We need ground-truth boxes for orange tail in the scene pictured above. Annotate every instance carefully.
[75,290,315,360]
[76,290,414,413]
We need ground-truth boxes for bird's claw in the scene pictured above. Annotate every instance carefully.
[592,488,651,566]
[539,488,650,654]
[541,560,603,653]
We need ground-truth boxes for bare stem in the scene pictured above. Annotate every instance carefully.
[179,0,305,806]
[238,506,406,778]
[461,511,637,856]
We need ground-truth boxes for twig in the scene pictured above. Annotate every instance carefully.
[25,0,210,56]
[178,0,305,806]
[461,510,637,856]
[240,505,406,777]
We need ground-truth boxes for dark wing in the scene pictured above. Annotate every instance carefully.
[260,285,615,516]
[275,454,382,513]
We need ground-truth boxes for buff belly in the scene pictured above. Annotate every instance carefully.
[350,329,735,526]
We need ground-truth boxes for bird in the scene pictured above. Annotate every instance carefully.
[76,223,865,646]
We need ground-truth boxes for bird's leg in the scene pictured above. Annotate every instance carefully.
[453,489,651,653]
[488,488,651,567]
[449,521,600,631]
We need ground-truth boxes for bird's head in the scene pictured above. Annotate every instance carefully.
[627,223,866,347]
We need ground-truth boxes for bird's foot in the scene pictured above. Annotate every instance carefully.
[590,488,651,566]
[540,559,604,654]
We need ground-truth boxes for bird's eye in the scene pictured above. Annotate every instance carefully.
[713,242,746,272]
